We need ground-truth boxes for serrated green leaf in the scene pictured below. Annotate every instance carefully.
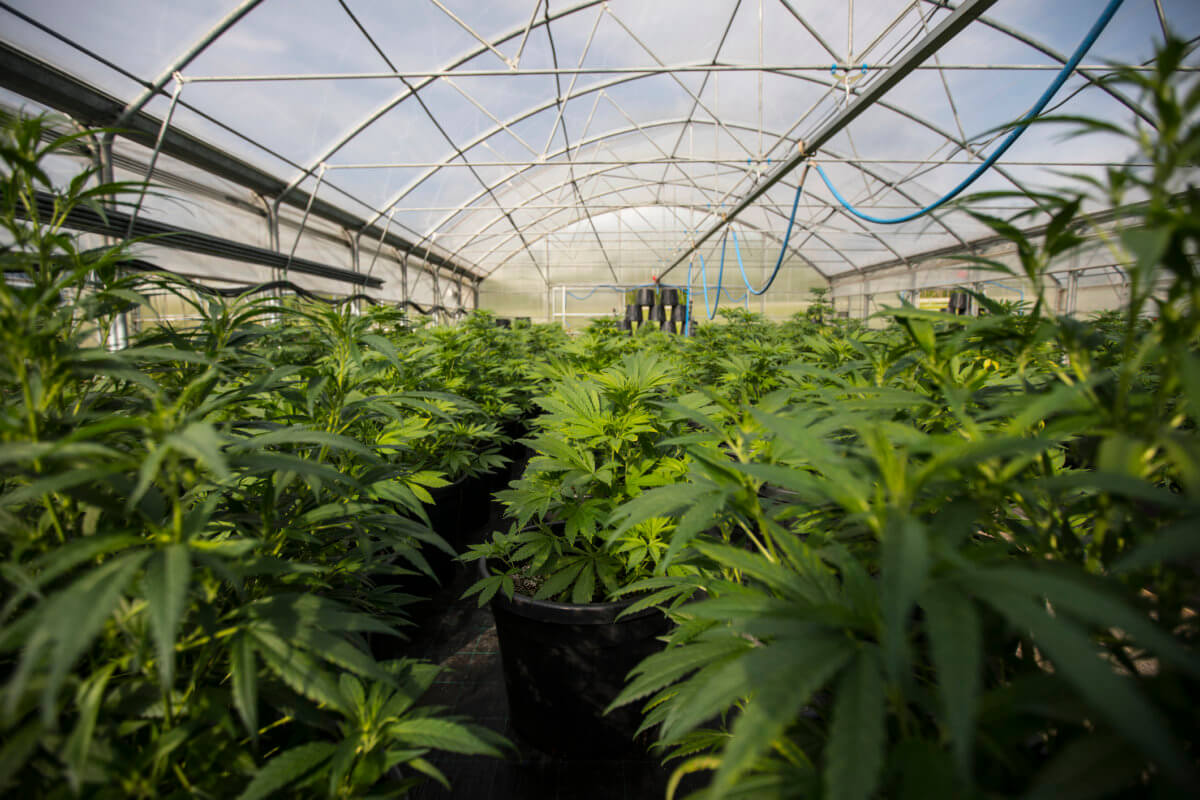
[572,563,596,604]
[824,648,886,800]
[974,580,1193,784]
[921,585,981,777]
[6,549,149,724]
[880,517,929,682]
[62,662,115,792]
[238,741,336,800]
[611,484,708,533]
[0,717,44,789]
[387,718,505,757]
[143,544,190,689]
[533,561,584,601]
[1026,730,1145,800]
[1113,515,1200,572]
[708,635,855,794]
[985,567,1200,679]
[230,634,258,738]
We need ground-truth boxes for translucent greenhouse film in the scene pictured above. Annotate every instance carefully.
[3,0,1196,324]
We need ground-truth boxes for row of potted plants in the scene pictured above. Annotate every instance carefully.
[462,44,1199,799]
[3,40,1197,798]
[0,114,569,797]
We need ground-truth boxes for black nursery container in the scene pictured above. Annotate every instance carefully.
[659,319,675,333]
[635,287,655,306]
[495,317,512,328]
[480,558,669,758]
[421,477,469,585]
[671,304,687,324]
[459,473,493,542]
[619,318,633,332]
[660,287,680,306]
[624,303,643,323]
[647,304,667,323]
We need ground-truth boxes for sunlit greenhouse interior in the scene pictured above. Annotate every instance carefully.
[2,0,1199,797]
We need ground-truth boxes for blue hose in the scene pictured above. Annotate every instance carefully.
[813,0,1125,225]
[566,286,602,300]
[736,173,806,295]
[698,233,730,320]
[684,259,693,336]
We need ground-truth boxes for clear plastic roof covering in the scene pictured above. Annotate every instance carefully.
[2,0,1198,314]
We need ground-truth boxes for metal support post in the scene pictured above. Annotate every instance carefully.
[1066,270,1080,317]
[259,194,282,324]
[96,136,128,350]
[345,229,361,315]
[400,252,409,321]
[436,263,446,323]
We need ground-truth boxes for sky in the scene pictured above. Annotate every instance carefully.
[2,0,1197,290]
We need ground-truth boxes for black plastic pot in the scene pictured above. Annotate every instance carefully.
[459,473,493,543]
[624,303,643,322]
[647,304,667,323]
[495,317,512,328]
[635,287,655,306]
[619,318,633,332]
[660,287,680,306]
[659,319,675,333]
[497,417,534,482]
[480,557,669,757]
[671,304,688,324]
[422,477,468,585]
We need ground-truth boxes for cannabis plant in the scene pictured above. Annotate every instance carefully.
[463,352,689,605]
[607,40,1200,799]
[0,113,505,797]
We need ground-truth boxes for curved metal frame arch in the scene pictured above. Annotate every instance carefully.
[133,0,1165,287]
[463,167,910,279]
[426,117,958,269]
[280,0,607,202]
[479,199,834,282]
[362,64,1033,237]
[463,168,898,275]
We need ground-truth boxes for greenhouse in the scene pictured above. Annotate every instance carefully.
[2,0,1199,797]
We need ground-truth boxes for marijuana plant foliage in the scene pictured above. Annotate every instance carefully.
[0,114,506,798]
[607,39,1200,800]
[464,351,690,605]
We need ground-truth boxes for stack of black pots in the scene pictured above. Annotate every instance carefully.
[624,286,687,335]
[657,287,684,334]
[621,301,641,332]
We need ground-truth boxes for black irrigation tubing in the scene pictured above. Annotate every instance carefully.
[4,260,468,316]
[177,281,470,317]
[190,280,380,306]
[403,300,470,317]
[20,190,383,288]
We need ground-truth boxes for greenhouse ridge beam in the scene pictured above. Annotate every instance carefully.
[179,63,1185,82]
[657,0,1000,281]
[21,191,383,289]
[0,40,482,286]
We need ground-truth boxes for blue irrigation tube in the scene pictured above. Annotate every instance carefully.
[698,233,731,320]
[813,0,1125,225]
[566,286,603,300]
[735,165,809,295]
[684,258,694,336]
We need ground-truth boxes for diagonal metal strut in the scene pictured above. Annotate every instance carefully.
[657,0,1000,281]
